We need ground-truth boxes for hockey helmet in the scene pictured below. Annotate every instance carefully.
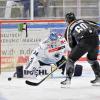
[49,33,58,41]
[65,12,76,23]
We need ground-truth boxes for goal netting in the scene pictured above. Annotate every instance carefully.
[0,20,100,78]
[0,20,66,77]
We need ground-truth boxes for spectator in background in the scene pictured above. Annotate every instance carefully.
[20,0,30,18]
[42,0,63,18]
[5,0,44,19]
[42,0,56,17]
[34,0,44,17]
[5,0,30,19]
[5,0,20,19]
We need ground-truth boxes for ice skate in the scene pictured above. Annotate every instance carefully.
[91,76,100,86]
[61,78,71,88]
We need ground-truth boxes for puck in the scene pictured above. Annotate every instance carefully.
[8,77,12,81]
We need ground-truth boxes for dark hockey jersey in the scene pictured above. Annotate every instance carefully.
[65,19,98,48]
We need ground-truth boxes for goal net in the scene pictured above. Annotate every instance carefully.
[0,20,66,77]
[0,20,100,78]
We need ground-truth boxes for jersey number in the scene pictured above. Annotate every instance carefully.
[75,23,88,33]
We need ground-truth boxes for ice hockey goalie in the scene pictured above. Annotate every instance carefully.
[15,32,82,78]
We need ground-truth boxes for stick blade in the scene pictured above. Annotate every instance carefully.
[25,80,40,86]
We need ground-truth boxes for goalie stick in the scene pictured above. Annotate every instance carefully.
[25,60,66,86]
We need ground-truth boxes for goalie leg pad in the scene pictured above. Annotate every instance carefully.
[16,65,23,78]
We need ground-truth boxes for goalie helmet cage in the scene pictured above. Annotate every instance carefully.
[0,19,64,74]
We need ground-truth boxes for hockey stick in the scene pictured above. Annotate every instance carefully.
[25,60,66,86]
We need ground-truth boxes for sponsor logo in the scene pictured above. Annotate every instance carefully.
[24,67,48,77]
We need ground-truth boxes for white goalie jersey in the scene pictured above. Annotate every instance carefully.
[23,33,70,78]
[37,37,67,64]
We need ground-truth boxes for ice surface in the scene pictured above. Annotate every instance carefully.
[0,62,100,100]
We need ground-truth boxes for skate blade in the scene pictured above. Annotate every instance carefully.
[92,82,100,86]
[61,83,71,88]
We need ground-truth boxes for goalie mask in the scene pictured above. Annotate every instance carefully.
[49,33,58,41]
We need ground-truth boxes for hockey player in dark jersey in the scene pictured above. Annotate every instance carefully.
[61,12,100,86]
